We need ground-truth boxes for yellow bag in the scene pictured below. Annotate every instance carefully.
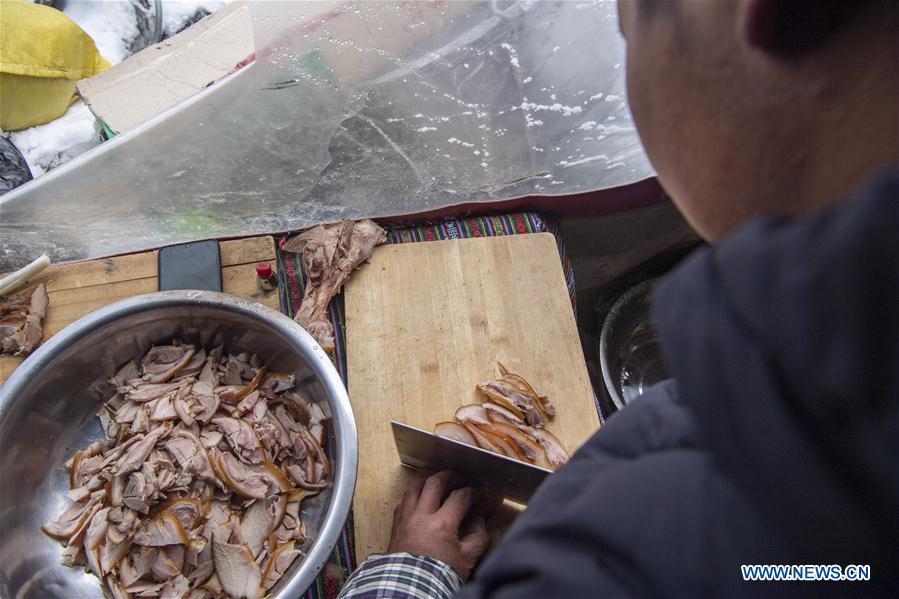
[0,0,110,130]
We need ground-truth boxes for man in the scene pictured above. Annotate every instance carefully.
[340,0,898,596]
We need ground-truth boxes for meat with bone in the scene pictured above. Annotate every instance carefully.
[43,341,328,598]
[0,283,49,356]
[282,219,386,353]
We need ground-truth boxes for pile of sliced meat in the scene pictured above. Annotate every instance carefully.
[0,283,48,355]
[42,341,330,599]
[434,365,569,469]
[282,219,386,354]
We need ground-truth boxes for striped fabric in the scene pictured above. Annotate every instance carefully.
[275,212,580,598]
[336,553,463,599]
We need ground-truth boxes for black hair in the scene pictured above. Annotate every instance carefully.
[749,0,889,56]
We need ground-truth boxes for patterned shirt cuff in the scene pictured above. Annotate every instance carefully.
[337,552,463,599]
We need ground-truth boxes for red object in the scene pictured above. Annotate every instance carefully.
[256,261,273,278]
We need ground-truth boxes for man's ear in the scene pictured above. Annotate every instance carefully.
[741,0,859,57]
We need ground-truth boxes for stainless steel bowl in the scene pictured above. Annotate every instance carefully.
[0,291,357,598]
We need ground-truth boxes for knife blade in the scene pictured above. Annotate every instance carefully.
[391,420,551,504]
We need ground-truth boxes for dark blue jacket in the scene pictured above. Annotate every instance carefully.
[459,171,899,597]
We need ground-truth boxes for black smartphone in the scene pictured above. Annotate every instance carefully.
[158,240,222,292]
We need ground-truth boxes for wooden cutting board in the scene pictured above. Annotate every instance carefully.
[0,236,279,385]
[345,233,601,561]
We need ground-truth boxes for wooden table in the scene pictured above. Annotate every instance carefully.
[0,236,279,385]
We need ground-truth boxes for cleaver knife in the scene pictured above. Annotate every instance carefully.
[391,420,551,504]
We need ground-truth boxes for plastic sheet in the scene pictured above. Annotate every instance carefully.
[0,0,652,270]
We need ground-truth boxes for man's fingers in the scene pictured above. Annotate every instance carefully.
[437,487,478,529]
[416,470,456,514]
[460,515,490,559]
[473,489,504,517]
[400,477,426,515]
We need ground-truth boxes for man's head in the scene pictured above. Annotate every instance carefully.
[618,0,898,241]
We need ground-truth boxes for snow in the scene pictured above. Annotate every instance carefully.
[162,1,227,38]
[519,101,583,117]
[500,42,520,68]
[9,101,101,177]
[64,0,229,65]
[2,1,230,182]
[64,0,139,65]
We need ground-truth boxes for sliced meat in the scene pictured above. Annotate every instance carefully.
[191,381,219,422]
[83,507,109,577]
[262,543,302,590]
[461,423,503,453]
[127,382,183,403]
[174,348,206,380]
[434,421,478,446]
[123,580,167,595]
[0,284,48,356]
[536,394,556,418]
[272,491,309,546]
[173,385,196,426]
[212,538,263,599]
[114,401,141,425]
[47,342,326,596]
[41,491,103,540]
[123,472,151,513]
[497,368,555,418]
[99,534,132,575]
[483,401,524,425]
[107,575,132,599]
[110,360,140,388]
[220,356,244,385]
[474,425,525,460]
[106,506,139,544]
[236,390,262,416]
[212,416,265,464]
[166,498,202,532]
[259,372,295,398]
[118,547,156,587]
[454,404,490,426]
[150,395,178,421]
[199,429,223,449]
[142,344,196,383]
[475,382,526,421]
[529,427,569,466]
[165,431,216,481]
[236,497,277,558]
[150,548,182,580]
[133,511,189,546]
[96,405,120,439]
[483,380,545,427]
[114,424,170,476]
[210,451,269,499]
[160,575,191,599]
[484,421,544,462]
[306,401,327,446]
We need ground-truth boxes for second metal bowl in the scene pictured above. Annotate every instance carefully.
[599,279,671,411]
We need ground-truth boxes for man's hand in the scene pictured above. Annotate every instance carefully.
[387,470,496,581]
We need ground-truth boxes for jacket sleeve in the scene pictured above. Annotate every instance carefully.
[457,381,732,598]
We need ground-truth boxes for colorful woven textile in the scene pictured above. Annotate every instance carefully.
[275,212,579,598]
